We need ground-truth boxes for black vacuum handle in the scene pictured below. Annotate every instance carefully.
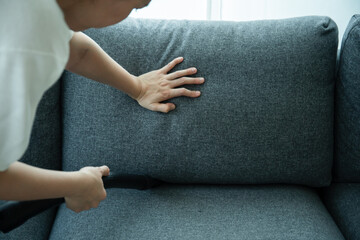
[0,174,162,233]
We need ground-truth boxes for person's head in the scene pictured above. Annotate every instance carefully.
[57,0,151,31]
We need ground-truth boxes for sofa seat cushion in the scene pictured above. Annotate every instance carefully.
[49,185,343,240]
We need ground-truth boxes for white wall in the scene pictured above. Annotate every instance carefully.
[131,0,360,41]
[130,0,207,20]
[220,0,360,42]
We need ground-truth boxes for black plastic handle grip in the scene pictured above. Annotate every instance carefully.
[0,174,162,233]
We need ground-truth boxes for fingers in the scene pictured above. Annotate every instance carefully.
[146,88,201,113]
[170,88,201,99]
[149,103,176,113]
[98,165,110,177]
[169,77,205,88]
[137,57,204,113]
[160,57,199,81]
[167,67,197,80]
[161,57,184,73]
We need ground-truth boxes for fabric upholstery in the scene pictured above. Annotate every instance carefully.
[333,15,360,182]
[0,80,62,239]
[15,80,62,171]
[62,16,338,187]
[50,184,344,240]
[321,183,360,240]
[0,211,56,240]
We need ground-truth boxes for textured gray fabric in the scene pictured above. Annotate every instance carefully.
[334,15,360,182]
[0,211,56,240]
[0,80,62,239]
[17,80,62,171]
[62,16,338,186]
[321,183,360,240]
[50,184,344,240]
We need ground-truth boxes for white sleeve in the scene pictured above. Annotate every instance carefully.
[0,50,64,171]
[0,0,72,171]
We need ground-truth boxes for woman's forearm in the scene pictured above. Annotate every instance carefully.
[66,32,141,99]
[0,161,80,201]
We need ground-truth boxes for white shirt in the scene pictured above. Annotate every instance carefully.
[0,0,73,171]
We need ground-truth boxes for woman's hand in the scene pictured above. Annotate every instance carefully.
[135,57,205,113]
[65,166,110,213]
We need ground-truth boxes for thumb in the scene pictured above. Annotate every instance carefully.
[149,103,176,113]
[98,165,110,177]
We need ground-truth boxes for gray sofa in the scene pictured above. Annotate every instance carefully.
[1,15,359,240]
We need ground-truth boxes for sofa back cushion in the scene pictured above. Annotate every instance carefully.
[62,16,338,187]
[334,15,360,182]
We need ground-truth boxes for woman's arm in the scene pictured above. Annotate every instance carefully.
[66,32,204,113]
[0,162,109,213]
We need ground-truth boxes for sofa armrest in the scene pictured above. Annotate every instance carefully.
[321,183,360,240]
